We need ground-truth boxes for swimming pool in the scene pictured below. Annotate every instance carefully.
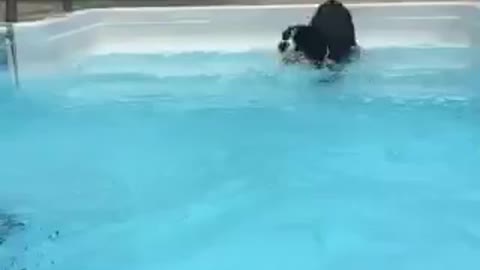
[2,1,480,269]
[1,45,480,269]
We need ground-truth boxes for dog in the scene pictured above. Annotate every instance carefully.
[278,0,358,70]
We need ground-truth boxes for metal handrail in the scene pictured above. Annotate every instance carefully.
[5,25,19,88]
[63,0,73,12]
[1,23,19,88]
[5,0,18,22]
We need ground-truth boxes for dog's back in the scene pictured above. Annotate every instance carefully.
[292,26,328,66]
[310,0,356,63]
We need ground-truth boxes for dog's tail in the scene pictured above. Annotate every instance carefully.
[325,0,341,5]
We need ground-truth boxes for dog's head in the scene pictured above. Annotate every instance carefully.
[277,25,328,67]
[278,26,304,64]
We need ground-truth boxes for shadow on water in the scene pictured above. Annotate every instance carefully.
[0,213,25,246]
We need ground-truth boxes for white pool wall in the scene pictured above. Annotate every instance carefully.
[11,2,480,80]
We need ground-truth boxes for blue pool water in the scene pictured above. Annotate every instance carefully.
[1,48,480,270]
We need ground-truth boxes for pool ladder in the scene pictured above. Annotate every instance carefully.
[1,24,19,88]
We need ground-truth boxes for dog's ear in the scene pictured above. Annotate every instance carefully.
[282,25,307,40]
[281,26,297,40]
[281,27,292,40]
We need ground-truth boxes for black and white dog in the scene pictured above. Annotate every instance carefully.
[278,0,358,70]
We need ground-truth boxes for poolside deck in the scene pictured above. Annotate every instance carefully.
[0,0,468,22]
